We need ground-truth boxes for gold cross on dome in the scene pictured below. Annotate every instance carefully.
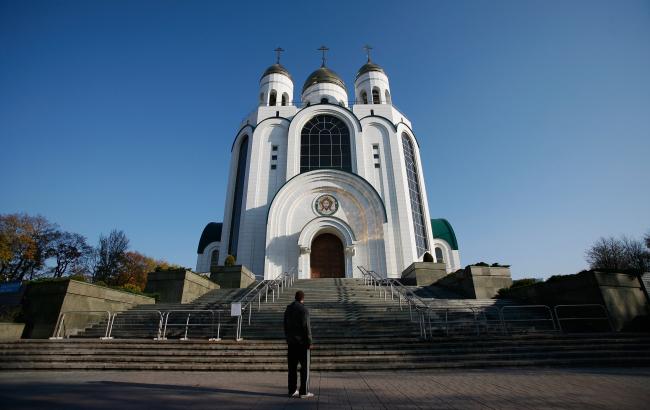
[274,47,284,64]
[318,45,329,67]
[363,44,373,62]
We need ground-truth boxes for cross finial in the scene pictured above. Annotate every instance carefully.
[273,47,284,64]
[317,45,329,67]
[363,44,373,62]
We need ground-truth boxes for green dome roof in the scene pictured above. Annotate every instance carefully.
[302,66,346,93]
[261,63,292,81]
[356,61,385,79]
[430,218,459,250]
[197,222,222,254]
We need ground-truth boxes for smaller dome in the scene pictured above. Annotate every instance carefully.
[356,61,385,80]
[197,222,223,254]
[261,63,292,81]
[302,66,346,93]
[430,218,459,250]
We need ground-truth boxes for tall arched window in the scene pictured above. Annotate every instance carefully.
[402,133,428,256]
[210,249,220,270]
[435,247,444,263]
[281,93,289,106]
[228,135,249,256]
[269,90,277,106]
[300,115,351,173]
[372,87,380,104]
[361,91,368,104]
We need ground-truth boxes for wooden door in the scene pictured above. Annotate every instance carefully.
[310,233,345,278]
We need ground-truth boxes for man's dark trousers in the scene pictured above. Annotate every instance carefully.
[287,343,309,395]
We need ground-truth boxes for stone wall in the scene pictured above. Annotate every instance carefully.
[22,280,154,339]
[0,323,25,340]
[507,271,649,331]
[210,265,256,288]
[401,262,447,286]
[144,270,219,304]
[436,266,512,299]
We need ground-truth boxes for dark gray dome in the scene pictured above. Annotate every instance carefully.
[356,61,385,79]
[197,222,222,254]
[302,66,346,93]
[261,63,292,81]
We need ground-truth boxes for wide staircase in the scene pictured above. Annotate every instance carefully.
[2,277,650,371]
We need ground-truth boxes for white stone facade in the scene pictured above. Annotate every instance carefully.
[196,58,461,279]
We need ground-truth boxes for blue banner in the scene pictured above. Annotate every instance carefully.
[0,281,22,293]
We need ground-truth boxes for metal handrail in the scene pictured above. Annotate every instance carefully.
[234,268,297,341]
[554,304,613,332]
[500,305,557,334]
[108,310,164,340]
[357,266,429,321]
[50,310,112,340]
[157,309,226,341]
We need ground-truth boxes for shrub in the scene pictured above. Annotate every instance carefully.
[224,255,236,267]
[120,283,142,293]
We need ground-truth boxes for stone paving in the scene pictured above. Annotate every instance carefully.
[0,368,648,409]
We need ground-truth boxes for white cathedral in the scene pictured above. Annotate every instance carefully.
[196,49,461,280]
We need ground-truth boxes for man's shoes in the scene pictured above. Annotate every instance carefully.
[300,392,315,399]
[289,390,299,398]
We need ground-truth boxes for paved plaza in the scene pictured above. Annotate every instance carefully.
[0,368,648,409]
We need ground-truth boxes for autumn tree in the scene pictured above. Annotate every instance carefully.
[93,230,129,285]
[116,251,170,291]
[0,214,58,281]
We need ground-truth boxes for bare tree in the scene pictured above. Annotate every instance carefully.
[586,235,650,272]
[93,230,129,284]
[48,232,93,278]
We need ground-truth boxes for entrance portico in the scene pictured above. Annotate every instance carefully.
[264,169,390,280]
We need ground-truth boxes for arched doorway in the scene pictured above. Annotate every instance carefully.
[310,233,345,278]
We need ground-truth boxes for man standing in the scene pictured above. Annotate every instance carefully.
[283,290,314,398]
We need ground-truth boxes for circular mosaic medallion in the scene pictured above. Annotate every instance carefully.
[314,194,339,216]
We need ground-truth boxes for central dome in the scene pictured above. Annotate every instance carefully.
[302,66,346,93]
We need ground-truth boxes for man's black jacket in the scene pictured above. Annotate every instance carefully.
[283,301,312,346]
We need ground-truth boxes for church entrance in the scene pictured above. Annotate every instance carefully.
[310,233,345,278]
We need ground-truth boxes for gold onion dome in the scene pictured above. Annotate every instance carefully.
[356,61,385,80]
[261,63,292,80]
[302,66,346,93]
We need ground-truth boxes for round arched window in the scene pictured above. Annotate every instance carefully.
[300,115,351,173]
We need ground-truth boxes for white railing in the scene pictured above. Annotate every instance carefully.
[50,310,112,340]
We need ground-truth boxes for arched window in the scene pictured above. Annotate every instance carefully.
[210,249,220,270]
[385,90,391,104]
[435,247,444,263]
[300,115,351,173]
[361,91,368,104]
[228,135,249,256]
[269,90,277,106]
[320,97,329,104]
[372,87,380,104]
[402,133,428,256]
[281,93,289,106]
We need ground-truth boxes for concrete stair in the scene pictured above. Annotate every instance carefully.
[2,334,649,371]
[3,278,649,371]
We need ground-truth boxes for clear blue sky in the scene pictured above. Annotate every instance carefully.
[1,0,649,279]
